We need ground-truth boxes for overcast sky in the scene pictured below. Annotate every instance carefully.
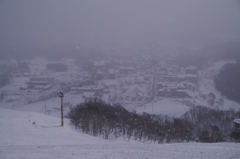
[0,0,240,50]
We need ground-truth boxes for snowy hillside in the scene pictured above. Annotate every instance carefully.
[0,108,239,159]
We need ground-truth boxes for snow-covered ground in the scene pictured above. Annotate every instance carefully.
[0,108,239,159]
[0,93,86,118]
[134,98,190,117]
[197,60,240,110]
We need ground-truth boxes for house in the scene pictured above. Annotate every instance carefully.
[158,88,188,98]
[93,61,107,71]
[82,92,95,99]
[108,94,117,101]
[22,72,31,77]
[158,75,180,83]
[159,68,167,75]
[26,77,55,90]
[70,86,104,93]
[108,70,116,79]
[84,80,96,86]
[233,119,240,129]
[109,92,140,104]
[94,71,104,80]
[167,68,177,75]
[109,72,116,79]
[185,66,198,75]
[43,85,53,90]
[29,77,55,84]
[119,67,135,74]
[20,84,29,90]
[157,82,188,98]
[184,82,197,91]
[134,77,146,84]
[183,75,198,85]
[102,86,110,93]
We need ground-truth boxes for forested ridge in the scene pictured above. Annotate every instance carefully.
[0,73,10,88]
[68,99,240,143]
[214,63,240,103]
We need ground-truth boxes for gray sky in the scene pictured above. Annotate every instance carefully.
[0,0,240,50]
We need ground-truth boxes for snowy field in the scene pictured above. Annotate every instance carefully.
[135,98,190,117]
[0,108,239,159]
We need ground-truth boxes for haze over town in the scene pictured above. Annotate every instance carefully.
[1,0,240,52]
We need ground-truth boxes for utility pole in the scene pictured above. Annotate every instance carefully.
[152,102,153,112]
[58,90,64,126]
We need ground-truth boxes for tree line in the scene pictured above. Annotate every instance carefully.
[0,73,10,88]
[68,99,240,143]
[46,63,68,72]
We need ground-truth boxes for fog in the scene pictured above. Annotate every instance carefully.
[1,1,240,150]
[0,0,240,57]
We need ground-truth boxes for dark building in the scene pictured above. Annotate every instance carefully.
[119,67,135,74]
[185,66,198,75]
[158,88,188,98]
[25,77,55,90]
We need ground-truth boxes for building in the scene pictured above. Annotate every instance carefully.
[25,77,55,90]
[119,67,135,74]
[94,71,104,80]
[108,70,116,79]
[159,68,167,75]
[29,77,55,84]
[185,66,198,75]
[233,119,240,129]
[158,88,188,98]
[70,86,104,93]
[183,75,198,85]
[157,83,188,98]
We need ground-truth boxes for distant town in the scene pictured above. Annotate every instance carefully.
[1,51,236,116]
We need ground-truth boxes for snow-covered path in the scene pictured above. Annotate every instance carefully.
[0,108,239,159]
[1,143,239,159]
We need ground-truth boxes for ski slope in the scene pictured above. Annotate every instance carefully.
[0,108,239,159]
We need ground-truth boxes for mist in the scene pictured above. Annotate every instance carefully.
[0,0,240,58]
[2,1,240,152]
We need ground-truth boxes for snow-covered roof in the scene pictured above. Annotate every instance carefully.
[119,67,135,70]
[82,92,95,97]
[233,119,240,124]
[71,86,104,91]
[183,74,198,77]
[28,81,48,84]
[43,85,52,89]
[35,85,44,89]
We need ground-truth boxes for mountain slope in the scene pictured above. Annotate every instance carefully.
[0,108,239,159]
[0,108,106,146]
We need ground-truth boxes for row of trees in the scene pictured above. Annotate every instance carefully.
[182,106,240,142]
[68,99,240,143]
[46,63,68,72]
[18,62,30,74]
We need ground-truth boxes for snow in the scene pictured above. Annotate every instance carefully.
[1,58,240,158]
[0,108,239,159]
[135,98,190,117]
[2,58,240,120]
[1,77,28,91]
[234,119,240,124]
